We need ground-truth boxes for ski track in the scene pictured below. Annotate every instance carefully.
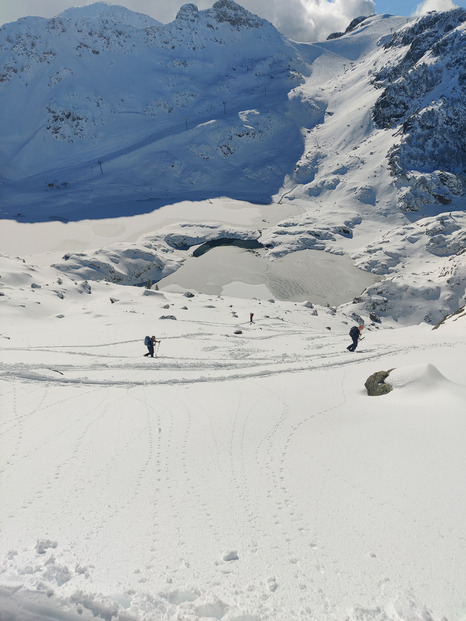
[0,337,457,388]
[1,332,465,619]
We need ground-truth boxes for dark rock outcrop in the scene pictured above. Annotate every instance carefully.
[364,370,394,396]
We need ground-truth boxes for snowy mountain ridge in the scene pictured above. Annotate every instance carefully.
[58,2,163,28]
[0,2,465,325]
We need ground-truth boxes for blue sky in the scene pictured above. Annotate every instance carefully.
[376,0,465,13]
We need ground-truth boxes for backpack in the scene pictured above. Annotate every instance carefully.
[144,335,151,346]
[349,326,359,338]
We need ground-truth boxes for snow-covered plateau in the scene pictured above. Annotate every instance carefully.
[0,2,465,620]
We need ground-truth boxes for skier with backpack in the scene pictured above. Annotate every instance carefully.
[347,325,364,352]
[144,335,160,358]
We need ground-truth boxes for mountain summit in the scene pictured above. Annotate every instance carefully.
[57,1,163,28]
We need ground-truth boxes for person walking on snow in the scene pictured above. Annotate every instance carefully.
[250,312,254,323]
[144,335,160,358]
[347,325,363,352]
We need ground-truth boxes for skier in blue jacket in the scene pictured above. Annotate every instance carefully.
[144,335,159,357]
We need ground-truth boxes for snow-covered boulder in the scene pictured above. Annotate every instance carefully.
[52,239,183,286]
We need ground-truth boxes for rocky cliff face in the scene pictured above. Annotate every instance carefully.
[372,9,466,213]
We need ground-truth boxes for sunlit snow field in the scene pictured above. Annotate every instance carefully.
[1,211,466,621]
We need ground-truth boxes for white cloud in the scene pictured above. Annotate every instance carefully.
[415,0,458,14]
[0,0,377,41]
[225,0,377,41]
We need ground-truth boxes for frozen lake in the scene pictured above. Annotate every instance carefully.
[158,246,379,305]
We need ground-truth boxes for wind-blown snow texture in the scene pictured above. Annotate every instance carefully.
[0,3,466,620]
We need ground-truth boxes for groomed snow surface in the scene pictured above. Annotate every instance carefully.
[1,251,465,621]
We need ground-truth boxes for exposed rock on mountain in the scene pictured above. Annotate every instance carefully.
[327,15,373,40]
[373,9,466,213]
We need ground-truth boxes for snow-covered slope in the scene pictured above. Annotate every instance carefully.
[1,2,464,325]
[372,9,466,214]
[0,0,312,213]
[349,212,466,324]
[0,252,466,621]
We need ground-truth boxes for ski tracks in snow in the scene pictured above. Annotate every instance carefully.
[0,335,450,389]
[2,301,463,618]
